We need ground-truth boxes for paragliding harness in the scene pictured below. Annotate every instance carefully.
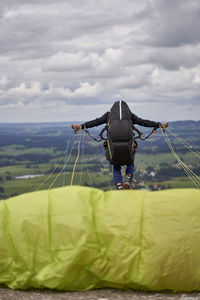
[83,101,157,165]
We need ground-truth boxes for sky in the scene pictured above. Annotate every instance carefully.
[0,0,200,123]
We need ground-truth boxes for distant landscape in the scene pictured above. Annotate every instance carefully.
[0,121,199,200]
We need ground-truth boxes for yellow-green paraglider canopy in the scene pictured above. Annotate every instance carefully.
[0,186,200,291]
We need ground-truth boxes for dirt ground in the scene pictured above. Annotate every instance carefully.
[0,288,200,300]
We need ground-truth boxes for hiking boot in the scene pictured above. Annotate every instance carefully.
[115,183,124,190]
[124,174,133,190]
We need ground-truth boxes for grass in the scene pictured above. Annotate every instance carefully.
[0,146,199,200]
[135,151,197,169]
[146,177,196,189]
[0,146,57,156]
[1,169,113,199]
[135,153,175,168]
[2,172,196,200]
[0,164,51,177]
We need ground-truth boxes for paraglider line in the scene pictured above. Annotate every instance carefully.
[78,134,84,186]
[166,128,200,159]
[70,133,82,186]
[34,138,72,192]
[48,135,79,190]
[82,133,93,187]
[161,128,200,188]
[163,129,200,188]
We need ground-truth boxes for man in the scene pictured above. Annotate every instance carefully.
[72,101,168,190]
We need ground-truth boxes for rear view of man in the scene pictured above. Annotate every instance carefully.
[72,101,168,190]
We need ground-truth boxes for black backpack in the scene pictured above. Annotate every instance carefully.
[105,101,136,165]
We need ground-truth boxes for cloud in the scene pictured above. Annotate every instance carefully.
[46,82,102,99]
[0,76,8,86]
[135,45,200,70]
[145,0,200,47]
[43,48,124,78]
[43,52,92,72]
[0,0,199,122]
[6,81,102,103]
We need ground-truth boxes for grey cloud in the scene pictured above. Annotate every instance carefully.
[0,0,149,58]
[145,0,200,47]
[113,65,153,89]
[139,45,200,70]
[0,0,199,122]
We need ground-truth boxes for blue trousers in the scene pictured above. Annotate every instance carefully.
[113,164,134,184]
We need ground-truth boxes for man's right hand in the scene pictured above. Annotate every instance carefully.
[71,124,82,133]
[161,122,168,129]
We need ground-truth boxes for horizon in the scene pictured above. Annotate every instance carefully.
[0,119,200,125]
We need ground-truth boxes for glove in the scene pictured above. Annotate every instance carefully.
[71,124,82,134]
[161,122,168,129]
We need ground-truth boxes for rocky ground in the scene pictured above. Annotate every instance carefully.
[0,288,200,300]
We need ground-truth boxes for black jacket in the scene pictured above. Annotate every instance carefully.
[82,112,161,129]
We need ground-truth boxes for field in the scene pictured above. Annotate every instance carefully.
[0,151,197,199]
[0,121,199,199]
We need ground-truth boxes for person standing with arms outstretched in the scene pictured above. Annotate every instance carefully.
[72,101,168,190]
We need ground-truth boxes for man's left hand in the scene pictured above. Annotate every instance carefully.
[71,124,82,133]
